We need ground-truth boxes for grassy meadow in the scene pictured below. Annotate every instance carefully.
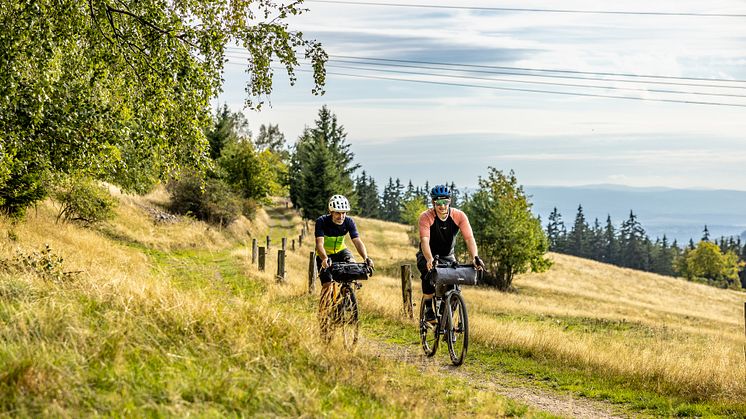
[2,190,745,417]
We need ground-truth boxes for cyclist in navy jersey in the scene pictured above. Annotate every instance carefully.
[315,195,374,305]
[417,185,483,322]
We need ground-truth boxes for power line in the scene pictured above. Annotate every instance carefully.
[224,52,746,97]
[226,47,746,86]
[225,60,746,108]
[323,57,746,91]
[326,54,746,86]
[305,0,746,18]
[314,62,746,99]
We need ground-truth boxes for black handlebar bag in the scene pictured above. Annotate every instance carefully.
[330,263,370,281]
[430,265,479,286]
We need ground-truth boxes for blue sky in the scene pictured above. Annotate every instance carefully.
[217,0,746,191]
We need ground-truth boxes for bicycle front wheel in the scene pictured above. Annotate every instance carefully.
[446,292,468,366]
[419,296,439,357]
[339,286,359,350]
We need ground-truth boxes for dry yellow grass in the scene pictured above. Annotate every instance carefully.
[4,193,744,415]
[330,217,746,402]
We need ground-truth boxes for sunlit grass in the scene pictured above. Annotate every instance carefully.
[1,195,541,417]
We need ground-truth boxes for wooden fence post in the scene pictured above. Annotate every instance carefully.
[308,251,316,294]
[292,239,295,251]
[266,235,270,250]
[299,234,303,248]
[258,247,266,271]
[401,264,413,319]
[276,250,286,282]
[251,238,257,265]
[282,237,287,251]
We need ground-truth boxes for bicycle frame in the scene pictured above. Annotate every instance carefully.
[420,259,472,366]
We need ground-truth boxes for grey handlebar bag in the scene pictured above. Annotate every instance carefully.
[430,266,479,286]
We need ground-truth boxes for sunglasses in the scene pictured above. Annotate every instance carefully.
[434,199,451,206]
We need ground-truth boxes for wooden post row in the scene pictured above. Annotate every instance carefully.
[258,247,266,271]
[401,264,413,319]
[308,251,316,294]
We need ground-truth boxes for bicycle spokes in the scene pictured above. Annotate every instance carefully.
[446,293,469,366]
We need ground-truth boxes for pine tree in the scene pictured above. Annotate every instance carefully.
[701,225,711,242]
[619,210,649,270]
[381,177,403,222]
[545,207,567,252]
[288,106,358,219]
[567,204,590,258]
[602,215,618,264]
[354,171,382,218]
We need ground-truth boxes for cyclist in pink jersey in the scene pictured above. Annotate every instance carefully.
[417,184,483,322]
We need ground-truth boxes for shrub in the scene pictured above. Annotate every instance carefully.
[167,172,244,227]
[52,176,117,225]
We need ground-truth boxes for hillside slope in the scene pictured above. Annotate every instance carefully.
[2,190,745,417]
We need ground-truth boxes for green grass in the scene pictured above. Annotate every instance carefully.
[360,312,746,418]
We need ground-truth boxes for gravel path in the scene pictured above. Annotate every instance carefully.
[362,337,629,419]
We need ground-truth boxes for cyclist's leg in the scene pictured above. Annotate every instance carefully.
[416,251,436,321]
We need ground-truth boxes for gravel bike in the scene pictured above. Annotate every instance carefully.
[319,261,373,350]
[419,257,481,366]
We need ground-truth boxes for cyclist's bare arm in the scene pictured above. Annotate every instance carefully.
[420,236,435,271]
[464,237,483,270]
[315,237,330,269]
[351,237,373,268]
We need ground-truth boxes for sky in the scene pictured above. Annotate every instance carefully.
[216,0,746,191]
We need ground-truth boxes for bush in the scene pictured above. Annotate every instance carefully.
[167,172,244,227]
[52,176,117,225]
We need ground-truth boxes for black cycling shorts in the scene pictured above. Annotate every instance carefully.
[416,251,456,295]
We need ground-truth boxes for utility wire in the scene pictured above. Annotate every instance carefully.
[224,60,746,108]
[304,0,746,18]
[226,47,746,86]
[312,62,746,99]
[225,48,746,90]
[326,54,746,86]
[324,57,746,91]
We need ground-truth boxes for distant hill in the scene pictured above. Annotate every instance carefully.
[523,184,746,244]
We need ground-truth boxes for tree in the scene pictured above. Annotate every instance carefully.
[207,105,251,160]
[354,171,382,219]
[619,211,649,270]
[602,215,618,264]
[462,167,552,291]
[0,0,326,217]
[681,241,743,289]
[381,178,404,223]
[255,124,288,158]
[567,205,590,258]
[545,207,567,252]
[288,107,357,219]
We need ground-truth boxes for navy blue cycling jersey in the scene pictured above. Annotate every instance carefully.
[315,215,360,255]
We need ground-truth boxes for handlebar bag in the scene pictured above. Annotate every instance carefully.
[330,263,370,281]
[430,266,478,286]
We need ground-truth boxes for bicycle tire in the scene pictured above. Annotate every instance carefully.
[419,296,439,357]
[339,285,359,350]
[446,292,468,366]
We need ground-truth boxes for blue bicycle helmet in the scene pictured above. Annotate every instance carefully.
[430,184,451,200]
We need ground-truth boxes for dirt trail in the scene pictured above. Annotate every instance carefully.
[361,337,629,419]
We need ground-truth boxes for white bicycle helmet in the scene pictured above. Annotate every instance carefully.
[328,194,351,212]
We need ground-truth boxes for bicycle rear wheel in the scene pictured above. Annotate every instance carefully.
[339,286,359,350]
[318,283,337,344]
[419,296,439,357]
[446,292,468,366]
